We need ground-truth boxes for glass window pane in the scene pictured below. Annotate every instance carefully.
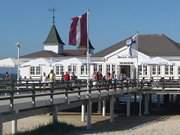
[165,65,169,75]
[36,66,40,75]
[30,67,35,75]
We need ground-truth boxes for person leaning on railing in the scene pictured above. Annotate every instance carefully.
[48,70,56,82]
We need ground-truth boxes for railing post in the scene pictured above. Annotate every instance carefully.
[163,79,165,89]
[144,94,149,115]
[0,114,3,135]
[98,81,101,97]
[88,82,91,97]
[81,103,85,122]
[10,91,14,109]
[97,100,101,113]
[78,81,81,99]
[65,82,69,103]
[50,82,54,103]
[138,94,142,116]
[26,80,28,89]
[32,83,35,106]
[12,110,18,134]
[102,99,106,116]
[110,96,115,122]
[86,99,92,129]
[107,80,110,94]
[121,80,124,90]
[126,94,131,117]
[52,106,58,123]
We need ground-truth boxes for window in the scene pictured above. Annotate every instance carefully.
[170,65,173,75]
[138,65,142,75]
[68,65,72,73]
[81,65,84,74]
[73,65,76,73]
[112,64,115,72]
[93,64,97,72]
[30,66,41,75]
[36,66,40,75]
[157,66,161,75]
[30,67,35,75]
[165,65,169,75]
[81,64,87,75]
[55,65,63,75]
[152,65,156,75]
[55,66,60,75]
[85,64,88,74]
[106,64,110,73]
[178,66,180,75]
[98,64,102,73]
[60,66,64,74]
[143,65,147,75]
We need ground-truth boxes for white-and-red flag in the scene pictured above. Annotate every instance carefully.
[69,12,88,48]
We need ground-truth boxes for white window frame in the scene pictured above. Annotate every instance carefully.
[30,66,41,75]
[143,65,147,75]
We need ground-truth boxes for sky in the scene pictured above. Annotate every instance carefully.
[0,0,180,58]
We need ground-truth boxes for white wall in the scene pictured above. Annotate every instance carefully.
[44,45,59,54]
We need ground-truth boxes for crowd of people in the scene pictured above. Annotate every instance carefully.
[41,70,77,83]
[91,71,117,87]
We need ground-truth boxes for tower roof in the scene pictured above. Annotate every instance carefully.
[44,24,65,45]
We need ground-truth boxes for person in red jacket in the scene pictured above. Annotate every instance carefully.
[64,72,70,81]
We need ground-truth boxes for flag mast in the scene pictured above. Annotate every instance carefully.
[136,32,139,82]
[86,9,90,96]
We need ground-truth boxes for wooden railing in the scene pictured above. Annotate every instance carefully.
[1,79,180,110]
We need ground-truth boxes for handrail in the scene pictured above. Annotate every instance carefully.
[1,79,180,111]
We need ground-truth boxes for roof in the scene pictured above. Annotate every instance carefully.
[21,49,87,58]
[77,39,95,50]
[21,50,59,58]
[44,24,65,45]
[93,34,180,57]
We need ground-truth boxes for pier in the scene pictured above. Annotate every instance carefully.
[0,79,180,134]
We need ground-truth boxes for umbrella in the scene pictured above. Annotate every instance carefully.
[53,58,86,65]
[0,58,16,67]
[21,58,52,67]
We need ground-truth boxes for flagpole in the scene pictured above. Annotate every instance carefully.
[86,9,90,96]
[136,32,139,82]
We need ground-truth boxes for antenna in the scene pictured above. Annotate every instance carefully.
[48,8,56,25]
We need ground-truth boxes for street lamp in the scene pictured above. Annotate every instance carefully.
[16,41,21,82]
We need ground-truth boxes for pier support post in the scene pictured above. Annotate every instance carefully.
[110,96,115,122]
[138,94,142,116]
[0,114,2,135]
[81,103,85,122]
[144,94,149,115]
[173,95,176,103]
[97,100,101,113]
[102,99,106,116]
[86,99,92,129]
[126,94,131,117]
[52,106,58,123]
[12,110,18,134]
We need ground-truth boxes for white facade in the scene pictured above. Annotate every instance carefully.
[44,45,63,54]
[19,45,180,80]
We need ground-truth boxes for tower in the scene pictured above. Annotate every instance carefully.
[43,8,65,54]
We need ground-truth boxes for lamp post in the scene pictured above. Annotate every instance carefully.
[16,42,21,82]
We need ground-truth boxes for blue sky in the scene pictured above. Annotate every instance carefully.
[0,0,180,57]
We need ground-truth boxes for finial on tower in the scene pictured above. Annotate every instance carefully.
[48,8,56,25]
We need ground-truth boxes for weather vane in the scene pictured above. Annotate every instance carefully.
[48,8,56,25]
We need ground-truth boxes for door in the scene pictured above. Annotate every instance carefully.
[120,65,130,78]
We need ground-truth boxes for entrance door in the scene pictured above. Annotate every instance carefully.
[120,65,130,78]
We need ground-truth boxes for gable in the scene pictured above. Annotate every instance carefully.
[93,34,180,58]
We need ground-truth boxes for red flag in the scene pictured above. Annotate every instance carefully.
[80,13,88,48]
[69,12,88,47]
[69,17,79,45]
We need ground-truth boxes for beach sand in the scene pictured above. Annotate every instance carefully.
[3,113,180,135]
